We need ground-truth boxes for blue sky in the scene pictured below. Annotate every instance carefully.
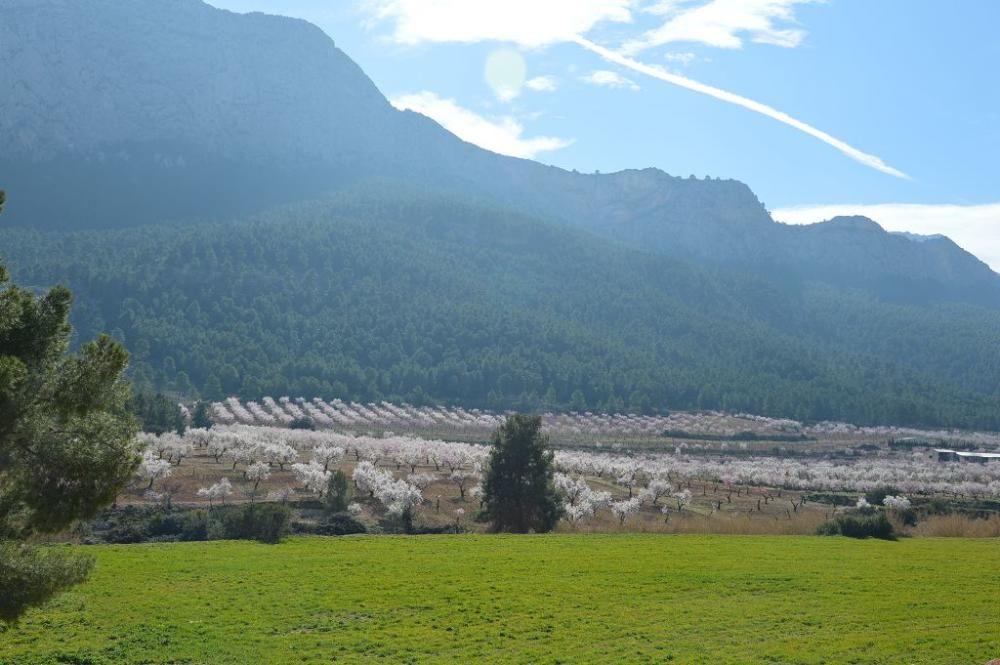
[207,1,1000,268]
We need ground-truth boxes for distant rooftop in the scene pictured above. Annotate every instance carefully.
[934,448,1000,458]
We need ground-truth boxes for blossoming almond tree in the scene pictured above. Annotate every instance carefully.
[611,498,641,525]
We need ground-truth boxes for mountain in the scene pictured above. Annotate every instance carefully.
[2,0,999,309]
[2,0,1000,428]
[4,192,1000,429]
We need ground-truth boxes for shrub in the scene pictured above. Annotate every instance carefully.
[91,506,154,544]
[180,511,210,541]
[864,486,900,506]
[87,506,291,544]
[377,512,457,535]
[294,514,367,536]
[289,417,315,430]
[804,493,855,507]
[893,507,918,527]
[145,512,185,539]
[817,513,895,540]
[379,509,415,534]
[407,523,460,535]
[217,504,290,544]
[925,497,951,515]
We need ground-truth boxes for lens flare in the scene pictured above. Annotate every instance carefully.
[485,48,527,102]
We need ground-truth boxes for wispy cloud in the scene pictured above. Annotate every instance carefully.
[364,0,816,52]
[581,69,640,91]
[572,36,908,179]
[526,75,559,92]
[390,91,573,159]
[364,0,632,47]
[663,51,697,66]
[772,203,1000,271]
[366,0,906,178]
[626,0,817,53]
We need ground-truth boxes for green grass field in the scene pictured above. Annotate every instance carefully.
[2,536,997,664]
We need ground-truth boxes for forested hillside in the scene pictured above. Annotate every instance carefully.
[3,193,999,429]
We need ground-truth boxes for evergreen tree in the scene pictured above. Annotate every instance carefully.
[0,190,140,622]
[324,470,351,514]
[481,414,563,533]
[130,390,185,435]
[191,400,213,429]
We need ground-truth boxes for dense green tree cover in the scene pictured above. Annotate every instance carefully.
[482,415,563,533]
[130,390,185,435]
[2,193,999,429]
[0,191,139,622]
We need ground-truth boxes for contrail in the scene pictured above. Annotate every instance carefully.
[572,35,908,179]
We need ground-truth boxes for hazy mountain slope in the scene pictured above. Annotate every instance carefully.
[0,0,399,224]
[3,193,999,429]
[2,0,998,308]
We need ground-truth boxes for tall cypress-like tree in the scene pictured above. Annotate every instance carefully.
[481,414,563,533]
[0,190,140,622]
[191,400,213,429]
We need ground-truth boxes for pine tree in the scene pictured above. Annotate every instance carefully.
[481,414,563,533]
[191,400,213,429]
[0,189,140,622]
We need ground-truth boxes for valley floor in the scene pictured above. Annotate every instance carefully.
[2,535,997,664]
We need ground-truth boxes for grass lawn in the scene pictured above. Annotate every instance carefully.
[2,535,997,664]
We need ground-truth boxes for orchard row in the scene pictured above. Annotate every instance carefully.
[199,396,1000,448]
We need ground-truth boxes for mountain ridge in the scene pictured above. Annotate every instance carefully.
[2,0,997,309]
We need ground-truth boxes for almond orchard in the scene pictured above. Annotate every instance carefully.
[125,396,1000,537]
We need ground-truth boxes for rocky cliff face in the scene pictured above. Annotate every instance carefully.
[1,0,997,306]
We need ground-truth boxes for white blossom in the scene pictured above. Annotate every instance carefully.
[611,498,641,524]
[196,477,234,504]
[882,495,911,511]
[246,461,271,489]
[137,450,172,488]
[292,461,331,494]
